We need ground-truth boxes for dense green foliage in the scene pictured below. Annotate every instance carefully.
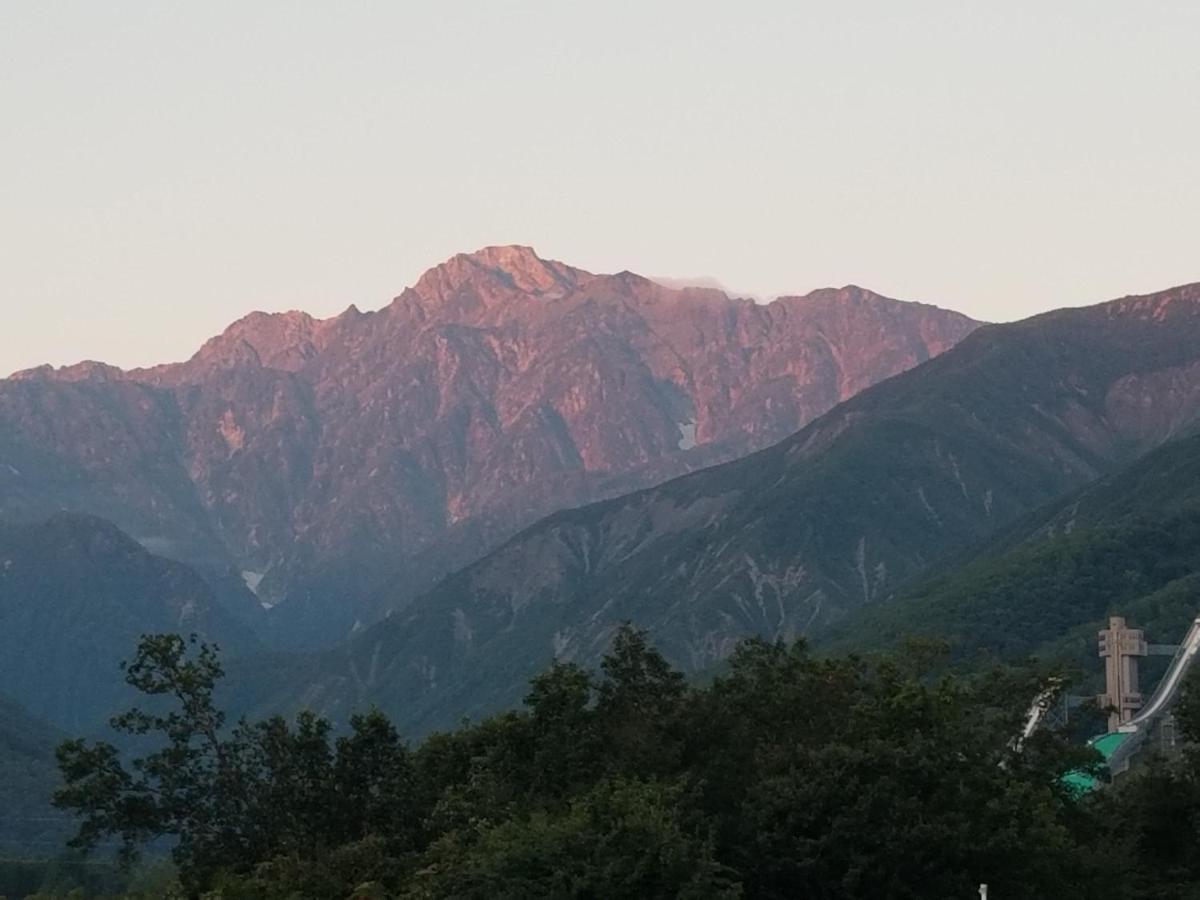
[42,629,1131,899]
[30,623,1200,899]
[1073,673,1200,899]
[828,512,1200,668]
[0,856,176,899]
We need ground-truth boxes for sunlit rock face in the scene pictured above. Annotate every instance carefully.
[0,246,977,644]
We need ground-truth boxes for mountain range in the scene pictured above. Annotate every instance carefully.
[237,282,1200,734]
[6,245,1200,762]
[0,245,976,647]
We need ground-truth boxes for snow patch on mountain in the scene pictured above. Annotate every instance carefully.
[677,420,697,451]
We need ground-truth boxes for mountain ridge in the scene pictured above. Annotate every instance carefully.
[0,246,977,645]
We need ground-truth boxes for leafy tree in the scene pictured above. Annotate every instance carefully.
[523,661,599,800]
[333,710,419,848]
[53,636,422,894]
[1098,671,1200,898]
[684,639,1107,898]
[54,633,260,887]
[239,710,336,860]
[595,624,687,777]
[408,778,740,899]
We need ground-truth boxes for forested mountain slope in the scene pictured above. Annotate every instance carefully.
[822,427,1200,665]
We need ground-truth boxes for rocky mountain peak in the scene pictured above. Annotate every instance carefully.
[151,308,345,380]
[409,245,587,313]
[470,245,572,290]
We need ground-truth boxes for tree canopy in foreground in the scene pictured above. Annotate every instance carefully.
[44,628,1200,899]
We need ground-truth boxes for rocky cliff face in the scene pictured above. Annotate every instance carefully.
[0,246,977,644]
[258,283,1200,733]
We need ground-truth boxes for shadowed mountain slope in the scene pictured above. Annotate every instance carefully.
[0,515,259,732]
[0,694,65,855]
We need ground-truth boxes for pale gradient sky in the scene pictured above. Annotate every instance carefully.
[3,2,1198,374]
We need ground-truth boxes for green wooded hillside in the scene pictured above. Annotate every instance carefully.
[823,431,1200,666]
